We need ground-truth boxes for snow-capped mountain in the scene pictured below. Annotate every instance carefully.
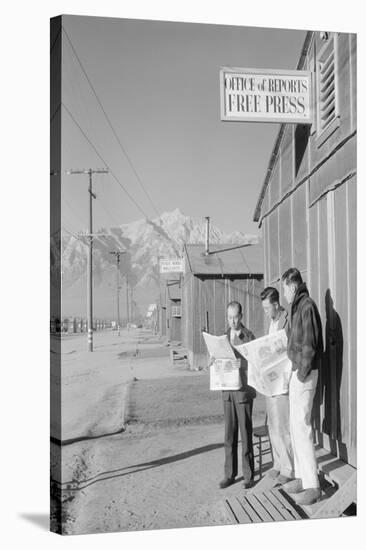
[51,209,258,291]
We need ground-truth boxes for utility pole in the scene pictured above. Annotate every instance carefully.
[130,286,134,324]
[66,168,108,351]
[157,254,162,336]
[126,274,129,329]
[109,250,126,336]
[205,216,210,255]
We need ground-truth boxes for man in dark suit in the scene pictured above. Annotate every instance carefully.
[219,301,256,489]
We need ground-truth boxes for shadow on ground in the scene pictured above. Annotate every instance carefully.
[19,513,49,531]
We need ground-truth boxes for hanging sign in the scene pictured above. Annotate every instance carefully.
[220,67,312,124]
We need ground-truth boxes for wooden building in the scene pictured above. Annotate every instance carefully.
[181,243,264,370]
[155,275,181,340]
[166,280,182,343]
[157,287,167,338]
[253,31,357,468]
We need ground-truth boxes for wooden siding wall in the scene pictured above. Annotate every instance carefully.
[160,307,167,337]
[167,299,181,342]
[181,276,264,369]
[260,32,357,466]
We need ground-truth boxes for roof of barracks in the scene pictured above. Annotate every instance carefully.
[184,243,263,277]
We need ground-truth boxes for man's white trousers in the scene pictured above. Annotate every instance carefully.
[289,369,319,489]
[266,394,294,477]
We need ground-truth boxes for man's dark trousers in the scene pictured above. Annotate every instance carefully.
[223,392,254,481]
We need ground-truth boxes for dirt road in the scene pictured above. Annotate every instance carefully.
[51,329,266,535]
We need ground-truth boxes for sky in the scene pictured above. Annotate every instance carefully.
[55,15,307,237]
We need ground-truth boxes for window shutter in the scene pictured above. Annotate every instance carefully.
[319,45,336,130]
[316,35,339,140]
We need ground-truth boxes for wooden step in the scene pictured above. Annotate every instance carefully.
[282,450,357,519]
[311,471,357,519]
[315,447,356,489]
[301,476,338,516]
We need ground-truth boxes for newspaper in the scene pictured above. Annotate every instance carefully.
[202,331,236,360]
[209,359,241,391]
[202,332,240,390]
[234,329,292,397]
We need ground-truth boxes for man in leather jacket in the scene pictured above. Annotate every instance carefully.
[281,268,323,505]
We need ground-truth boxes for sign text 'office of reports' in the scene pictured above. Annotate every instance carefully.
[220,67,312,124]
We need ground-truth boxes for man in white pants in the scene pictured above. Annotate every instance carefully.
[282,268,323,505]
[261,287,294,485]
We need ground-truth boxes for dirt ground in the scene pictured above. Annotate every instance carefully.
[51,329,268,535]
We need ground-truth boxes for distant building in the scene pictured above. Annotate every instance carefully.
[253,31,356,467]
[157,286,167,338]
[155,274,181,340]
[166,279,182,342]
[181,243,264,369]
[146,303,158,332]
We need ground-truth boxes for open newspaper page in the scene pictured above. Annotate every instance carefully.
[202,332,240,390]
[202,331,236,360]
[234,329,292,396]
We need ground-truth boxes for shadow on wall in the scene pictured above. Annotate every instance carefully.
[313,289,347,462]
[295,124,310,176]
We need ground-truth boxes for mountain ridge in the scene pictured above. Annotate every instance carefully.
[51,209,259,316]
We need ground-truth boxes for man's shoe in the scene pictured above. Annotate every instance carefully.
[293,488,321,505]
[267,469,280,479]
[219,478,235,489]
[283,478,303,494]
[276,474,294,485]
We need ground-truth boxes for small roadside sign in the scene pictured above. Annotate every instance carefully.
[159,258,184,273]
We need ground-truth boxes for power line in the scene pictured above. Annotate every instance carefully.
[62,25,160,218]
[62,102,180,256]
[63,102,150,219]
[61,31,181,255]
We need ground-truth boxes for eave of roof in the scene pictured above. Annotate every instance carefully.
[253,31,314,224]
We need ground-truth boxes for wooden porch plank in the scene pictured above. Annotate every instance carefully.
[265,490,295,521]
[226,497,252,523]
[239,496,263,523]
[255,491,287,521]
[267,489,301,521]
[272,488,305,520]
[225,499,239,523]
[245,493,275,522]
